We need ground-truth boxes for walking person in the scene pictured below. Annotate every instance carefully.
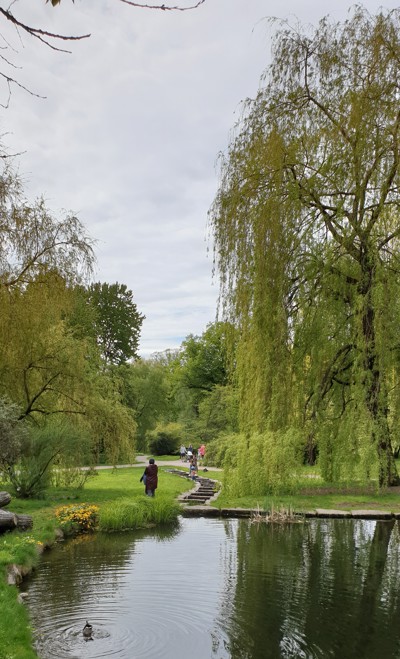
[144,458,158,497]
[198,444,206,464]
[189,454,198,480]
[180,444,187,462]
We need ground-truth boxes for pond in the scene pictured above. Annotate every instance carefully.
[24,517,400,659]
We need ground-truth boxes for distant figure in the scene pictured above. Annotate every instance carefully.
[198,444,206,463]
[189,455,198,480]
[144,458,158,497]
[180,444,186,461]
[83,621,93,640]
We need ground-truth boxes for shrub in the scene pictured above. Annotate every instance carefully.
[9,419,93,498]
[55,503,99,535]
[147,422,183,456]
[204,433,233,467]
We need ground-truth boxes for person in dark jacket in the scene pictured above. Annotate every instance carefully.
[144,458,158,497]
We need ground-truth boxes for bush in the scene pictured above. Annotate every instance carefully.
[204,433,233,467]
[55,503,99,535]
[146,422,183,456]
[9,419,93,498]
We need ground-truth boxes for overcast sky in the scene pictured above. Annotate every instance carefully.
[1,0,398,356]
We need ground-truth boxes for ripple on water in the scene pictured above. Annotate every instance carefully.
[27,518,235,659]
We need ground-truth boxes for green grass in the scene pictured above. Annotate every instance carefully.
[214,468,400,512]
[0,569,36,659]
[99,495,181,531]
[215,491,400,512]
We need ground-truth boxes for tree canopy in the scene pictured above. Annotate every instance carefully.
[84,282,144,365]
[210,7,400,488]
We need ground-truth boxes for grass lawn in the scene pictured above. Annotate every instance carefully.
[215,490,400,513]
[214,465,400,513]
[2,466,193,534]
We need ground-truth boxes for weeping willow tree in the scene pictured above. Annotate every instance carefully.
[210,7,400,488]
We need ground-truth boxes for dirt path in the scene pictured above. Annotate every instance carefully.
[135,455,222,471]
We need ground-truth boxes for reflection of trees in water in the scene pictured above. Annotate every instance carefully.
[211,520,239,658]
[27,524,181,612]
[221,519,400,659]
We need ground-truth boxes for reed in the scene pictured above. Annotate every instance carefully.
[251,504,302,524]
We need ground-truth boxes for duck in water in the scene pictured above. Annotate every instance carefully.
[82,621,93,641]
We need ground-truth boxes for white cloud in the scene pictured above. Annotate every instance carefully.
[1,0,398,356]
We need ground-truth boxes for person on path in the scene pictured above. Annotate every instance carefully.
[144,458,158,497]
[189,455,198,480]
[180,444,187,461]
[198,444,206,464]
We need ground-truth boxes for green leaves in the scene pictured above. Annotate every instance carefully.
[85,282,145,365]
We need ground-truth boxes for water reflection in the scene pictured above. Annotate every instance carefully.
[25,518,400,659]
[220,519,400,659]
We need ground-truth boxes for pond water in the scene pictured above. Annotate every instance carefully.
[24,517,400,659]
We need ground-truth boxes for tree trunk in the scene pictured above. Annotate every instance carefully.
[361,255,398,487]
[15,514,33,530]
[0,492,33,532]
[0,509,17,531]
[0,491,11,507]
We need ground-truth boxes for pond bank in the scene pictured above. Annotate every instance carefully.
[181,505,400,519]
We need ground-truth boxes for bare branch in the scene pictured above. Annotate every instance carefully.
[0,7,90,53]
[119,0,206,10]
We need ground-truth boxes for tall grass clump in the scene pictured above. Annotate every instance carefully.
[99,496,181,531]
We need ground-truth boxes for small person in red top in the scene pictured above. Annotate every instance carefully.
[198,444,206,464]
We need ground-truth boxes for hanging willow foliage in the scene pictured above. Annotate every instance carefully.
[210,7,400,489]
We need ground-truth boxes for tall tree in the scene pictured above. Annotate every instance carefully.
[118,359,170,450]
[170,322,229,425]
[210,8,400,486]
[85,282,144,364]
